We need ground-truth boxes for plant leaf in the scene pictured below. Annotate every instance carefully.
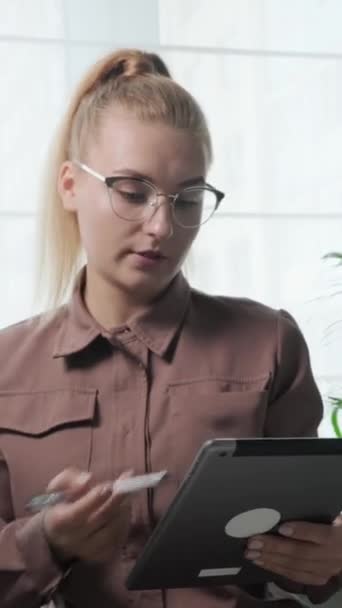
[328,396,342,407]
[323,252,342,265]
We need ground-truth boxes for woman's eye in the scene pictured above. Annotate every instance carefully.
[178,197,200,206]
[118,190,147,203]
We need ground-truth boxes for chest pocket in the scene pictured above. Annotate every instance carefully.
[0,388,97,516]
[166,382,269,476]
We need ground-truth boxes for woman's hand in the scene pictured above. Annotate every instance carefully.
[245,516,342,586]
[43,468,132,565]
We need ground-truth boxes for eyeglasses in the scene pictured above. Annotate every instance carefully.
[73,160,225,228]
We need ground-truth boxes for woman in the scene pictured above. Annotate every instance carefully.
[0,49,341,608]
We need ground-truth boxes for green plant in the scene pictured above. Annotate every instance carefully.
[322,252,342,437]
[323,252,342,264]
[330,397,342,437]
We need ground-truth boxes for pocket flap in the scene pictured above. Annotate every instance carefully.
[0,389,97,435]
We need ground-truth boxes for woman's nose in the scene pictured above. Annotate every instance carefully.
[144,197,174,239]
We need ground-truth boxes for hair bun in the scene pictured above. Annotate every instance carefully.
[100,49,171,84]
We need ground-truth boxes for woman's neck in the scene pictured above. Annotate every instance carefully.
[83,267,148,330]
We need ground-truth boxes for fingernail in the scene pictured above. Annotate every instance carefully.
[279,524,293,536]
[248,539,263,550]
[246,550,261,560]
[77,472,91,486]
[119,470,134,480]
[99,483,113,498]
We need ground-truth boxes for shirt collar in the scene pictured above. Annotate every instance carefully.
[128,271,191,357]
[53,268,191,359]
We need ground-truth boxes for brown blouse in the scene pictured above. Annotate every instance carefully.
[0,269,338,607]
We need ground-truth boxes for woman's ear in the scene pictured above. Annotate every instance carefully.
[57,161,78,211]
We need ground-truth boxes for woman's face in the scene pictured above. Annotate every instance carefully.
[60,107,207,302]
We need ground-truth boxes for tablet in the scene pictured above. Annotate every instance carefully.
[127,437,342,590]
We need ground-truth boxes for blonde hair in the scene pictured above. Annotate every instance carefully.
[36,49,212,311]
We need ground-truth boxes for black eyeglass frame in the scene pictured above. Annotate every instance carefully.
[73,160,225,228]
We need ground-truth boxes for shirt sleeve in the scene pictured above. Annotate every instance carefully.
[265,309,323,438]
[264,309,342,604]
[0,449,68,607]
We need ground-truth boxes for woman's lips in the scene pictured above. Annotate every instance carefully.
[138,250,166,259]
[132,251,167,269]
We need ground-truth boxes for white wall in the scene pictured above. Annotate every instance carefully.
[1,0,341,434]
[157,0,342,435]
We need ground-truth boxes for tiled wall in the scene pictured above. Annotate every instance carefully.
[1,0,342,433]
[157,1,342,434]
[0,0,159,325]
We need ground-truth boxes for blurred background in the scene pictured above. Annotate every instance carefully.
[1,0,342,438]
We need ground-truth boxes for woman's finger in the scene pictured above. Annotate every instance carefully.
[248,550,341,579]
[248,531,342,563]
[44,483,113,549]
[46,468,93,504]
[277,521,342,546]
[255,560,333,586]
[86,487,130,529]
[76,511,131,562]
